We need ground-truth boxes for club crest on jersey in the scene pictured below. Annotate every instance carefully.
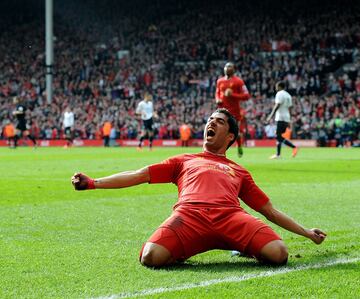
[206,163,236,178]
[217,163,235,177]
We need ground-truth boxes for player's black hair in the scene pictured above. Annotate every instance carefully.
[276,80,286,90]
[214,108,239,149]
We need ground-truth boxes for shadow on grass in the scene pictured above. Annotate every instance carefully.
[154,250,360,273]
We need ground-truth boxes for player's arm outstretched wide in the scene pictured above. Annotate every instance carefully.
[259,201,327,245]
[71,167,150,190]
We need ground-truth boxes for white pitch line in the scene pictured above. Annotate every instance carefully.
[95,257,360,299]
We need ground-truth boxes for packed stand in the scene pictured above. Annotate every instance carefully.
[0,0,360,146]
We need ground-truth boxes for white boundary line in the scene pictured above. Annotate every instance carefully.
[95,257,360,299]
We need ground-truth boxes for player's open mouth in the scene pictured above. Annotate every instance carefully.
[206,128,216,138]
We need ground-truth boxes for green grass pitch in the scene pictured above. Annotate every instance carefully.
[0,146,359,298]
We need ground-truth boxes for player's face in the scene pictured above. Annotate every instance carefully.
[144,94,152,102]
[224,63,235,76]
[204,112,234,153]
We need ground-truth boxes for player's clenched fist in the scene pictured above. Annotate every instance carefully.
[307,228,327,245]
[71,172,95,190]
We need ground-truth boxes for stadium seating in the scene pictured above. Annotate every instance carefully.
[0,0,359,146]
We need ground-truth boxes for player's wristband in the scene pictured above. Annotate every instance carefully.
[87,179,96,190]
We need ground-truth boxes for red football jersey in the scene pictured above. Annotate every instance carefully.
[148,151,269,211]
[215,75,250,120]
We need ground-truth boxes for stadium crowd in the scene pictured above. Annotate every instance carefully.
[1,0,360,146]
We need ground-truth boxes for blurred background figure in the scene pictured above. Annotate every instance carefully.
[267,81,297,159]
[102,120,112,147]
[215,62,251,157]
[62,106,75,148]
[264,120,276,139]
[109,125,117,147]
[3,120,16,148]
[136,92,155,150]
[179,122,192,147]
[12,97,37,148]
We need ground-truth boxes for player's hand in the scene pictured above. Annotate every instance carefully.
[216,99,223,104]
[71,172,95,190]
[306,228,327,244]
[224,88,233,97]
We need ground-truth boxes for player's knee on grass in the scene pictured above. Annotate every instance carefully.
[140,242,173,268]
[259,240,288,265]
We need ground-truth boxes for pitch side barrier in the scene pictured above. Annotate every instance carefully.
[0,139,318,147]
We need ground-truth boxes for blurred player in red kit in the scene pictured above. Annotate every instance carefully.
[72,108,326,268]
[215,62,250,157]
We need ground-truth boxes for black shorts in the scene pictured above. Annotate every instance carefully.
[143,118,153,131]
[64,127,73,138]
[276,121,289,135]
[16,120,27,131]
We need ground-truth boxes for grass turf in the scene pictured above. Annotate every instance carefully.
[0,146,359,298]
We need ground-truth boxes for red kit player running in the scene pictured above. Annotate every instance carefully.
[72,109,326,268]
[216,62,250,157]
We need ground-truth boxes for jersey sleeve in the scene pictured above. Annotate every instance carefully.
[148,155,183,184]
[238,170,269,211]
[231,80,251,101]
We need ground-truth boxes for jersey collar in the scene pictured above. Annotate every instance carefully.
[203,148,226,157]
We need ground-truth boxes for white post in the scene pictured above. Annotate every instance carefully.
[45,0,54,103]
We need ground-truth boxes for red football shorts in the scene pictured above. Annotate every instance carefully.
[140,206,281,261]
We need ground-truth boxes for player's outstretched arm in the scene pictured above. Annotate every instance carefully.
[259,201,327,245]
[71,167,150,191]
